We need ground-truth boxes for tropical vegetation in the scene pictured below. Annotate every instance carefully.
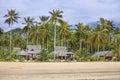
[0,9,120,62]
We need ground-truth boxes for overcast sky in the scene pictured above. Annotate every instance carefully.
[0,0,120,31]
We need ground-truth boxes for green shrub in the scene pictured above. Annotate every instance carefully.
[112,56,117,61]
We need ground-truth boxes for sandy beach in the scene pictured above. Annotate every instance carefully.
[0,62,120,80]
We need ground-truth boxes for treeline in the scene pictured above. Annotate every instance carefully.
[0,9,120,61]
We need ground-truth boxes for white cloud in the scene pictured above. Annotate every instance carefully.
[0,0,120,31]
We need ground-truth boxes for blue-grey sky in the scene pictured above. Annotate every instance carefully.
[0,0,120,31]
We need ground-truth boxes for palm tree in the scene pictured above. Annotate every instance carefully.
[30,24,41,45]
[91,25,108,52]
[39,16,49,25]
[0,27,3,47]
[58,21,70,46]
[22,16,34,46]
[112,34,120,56]
[13,34,25,48]
[39,16,51,50]
[49,10,63,61]
[99,18,114,50]
[75,23,86,51]
[4,9,19,59]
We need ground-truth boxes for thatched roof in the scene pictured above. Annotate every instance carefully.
[26,45,41,54]
[54,46,74,56]
[18,45,41,55]
[19,50,28,55]
[93,51,111,57]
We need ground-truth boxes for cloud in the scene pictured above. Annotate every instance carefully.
[0,0,120,31]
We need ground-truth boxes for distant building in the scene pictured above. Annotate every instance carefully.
[18,45,41,59]
[93,51,112,61]
[54,46,74,60]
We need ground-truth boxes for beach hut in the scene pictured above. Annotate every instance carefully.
[54,46,74,60]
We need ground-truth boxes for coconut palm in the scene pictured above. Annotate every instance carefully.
[99,18,114,50]
[22,16,34,46]
[49,10,63,61]
[13,34,25,48]
[75,23,86,51]
[39,16,51,49]
[4,9,19,58]
[0,27,3,46]
[91,25,108,52]
[112,34,120,56]
[58,21,70,46]
[39,16,49,25]
[30,24,41,45]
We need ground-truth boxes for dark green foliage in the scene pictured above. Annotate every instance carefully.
[37,49,52,62]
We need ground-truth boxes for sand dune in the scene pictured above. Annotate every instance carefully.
[0,62,120,80]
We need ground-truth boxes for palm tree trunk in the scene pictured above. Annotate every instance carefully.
[98,44,100,52]
[54,24,56,61]
[61,35,64,46]
[9,25,12,59]
[37,36,38,46]
[80,40,82,51]
[46,36,48,51]
[26,31,29,60]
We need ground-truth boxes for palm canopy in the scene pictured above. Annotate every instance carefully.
[22,16,35,33]
[99,18,114,34]
[4,9,19,26]
[49,10,63,25]
[91,25,108,52]
[39,16,49,24]
[58,21,70,38]
[75,23,86,41]
[23,16,34,27]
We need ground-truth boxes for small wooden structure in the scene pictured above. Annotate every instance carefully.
[54,46,74,60]
[93,51,112,61]
[18,45,41,59]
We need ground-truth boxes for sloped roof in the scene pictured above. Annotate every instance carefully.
[54,46,74,56]
[27,45,41,54]
[93,51,111,57]
[18,50,28,55]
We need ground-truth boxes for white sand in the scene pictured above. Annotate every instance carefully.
[0,62,120,80]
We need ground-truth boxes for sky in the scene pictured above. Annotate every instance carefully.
[0,0,120,31]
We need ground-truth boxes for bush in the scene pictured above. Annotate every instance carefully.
[37,49,50,62]
[112,56,117,61]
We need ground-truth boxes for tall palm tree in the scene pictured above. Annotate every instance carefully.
[30,24,41,45]
[99,18,114,50]
[0,27,3,47]
[58,21,70,46]
[112,34,120,56]
[75,23,86,51]
[91,25,108,52]
[13,34,25,48]
[49,10,63,61]
[23,16,34,46]
[4,9,19,59]
[39,16,51,50]
[39,16,49,25]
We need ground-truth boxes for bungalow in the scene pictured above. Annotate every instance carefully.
[54,46,74,60]
[93,51,112,61]
[18,45,41,59]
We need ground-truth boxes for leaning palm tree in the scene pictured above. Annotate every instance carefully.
[49,10,63,61]
[4,9,19,59]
